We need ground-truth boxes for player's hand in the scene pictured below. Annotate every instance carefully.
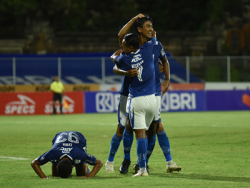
[125,68,138,78]
[161,80,170,96]
[152,30,156,39]
[133,13,145,21]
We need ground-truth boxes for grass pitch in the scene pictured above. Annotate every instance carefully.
[0,111,249,188]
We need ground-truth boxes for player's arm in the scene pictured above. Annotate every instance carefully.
[113,64,138,78]
[118,13,145,48]
[31,159,48,179]
[110,49,122,62]
[80,159,103,178]
[52,163,58,177]
[161,57,171,96]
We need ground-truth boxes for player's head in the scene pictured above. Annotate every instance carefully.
[57,159,73,178]
[122,33,139,55]
[135,16,153,39]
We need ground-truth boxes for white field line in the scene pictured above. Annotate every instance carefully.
[0,156,30,161]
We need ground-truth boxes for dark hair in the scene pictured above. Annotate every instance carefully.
[124,33,139,50]
[135,16,153,34]
[57,159,72,178]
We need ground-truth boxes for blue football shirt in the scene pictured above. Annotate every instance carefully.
[37,131,96,166]
[115,38,156,98]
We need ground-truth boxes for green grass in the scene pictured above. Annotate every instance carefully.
[0,111,250,188]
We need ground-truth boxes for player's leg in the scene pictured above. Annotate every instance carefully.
[52,100,56,114]
[59,94,63,114]
[145,95,161,167]
[157,121,182,173]
[75,163,90,176]
[133,94,156,177]
[106,95,127,172]
[106,124,124,172]
[119,116,133,174]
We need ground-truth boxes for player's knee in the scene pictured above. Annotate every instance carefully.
[157,122,165,133]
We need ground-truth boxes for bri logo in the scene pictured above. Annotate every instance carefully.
[96,92,120,112]
[5,94,35,114]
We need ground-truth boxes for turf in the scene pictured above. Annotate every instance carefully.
[0,111,249,188]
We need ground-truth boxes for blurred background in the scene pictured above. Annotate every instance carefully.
[0,0,250,115]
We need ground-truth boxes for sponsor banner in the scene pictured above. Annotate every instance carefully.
[161,91,206,112]
[84,91,205,113]
[0,84,99,93]
[85,92,120,113]
[0,92,84,115]
[206,90,250,110]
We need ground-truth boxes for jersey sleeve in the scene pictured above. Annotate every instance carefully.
[114,54,131,71]
[80,152,97,166]
[37,150,56,165]
[158,41,166,60]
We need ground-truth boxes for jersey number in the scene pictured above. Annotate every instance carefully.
[138,65,143,82]
[55,132,80,144]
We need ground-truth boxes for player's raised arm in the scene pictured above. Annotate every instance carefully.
[31,159,48,179]
[118,13,145,48]
[161,57,171,96]
[113,64,138,78]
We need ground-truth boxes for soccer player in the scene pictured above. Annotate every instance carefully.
[116,14,181,174]
[31,131,103,179]
[50,76,64,115]
[105,66,138,173]
[110,33,156,177]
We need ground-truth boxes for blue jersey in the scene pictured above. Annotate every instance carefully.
[37,131,96,166]
[153,41,167,95]
[115,38,156,98]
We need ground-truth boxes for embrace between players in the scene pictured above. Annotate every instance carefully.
[31,14,181,179]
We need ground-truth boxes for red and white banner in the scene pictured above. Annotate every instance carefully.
[0,92,84,115]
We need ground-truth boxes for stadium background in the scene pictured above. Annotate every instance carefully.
[0,1,250,188]
[0,0,250,115]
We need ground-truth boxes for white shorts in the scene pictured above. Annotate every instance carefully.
[117,95,128,128]
[126,94,156,130]
[154,95,162,122]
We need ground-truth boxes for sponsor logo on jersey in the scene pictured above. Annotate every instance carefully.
[44,95,75,114]
[4,94,35,114]
[59,147,73,153]
[131,54,142,63]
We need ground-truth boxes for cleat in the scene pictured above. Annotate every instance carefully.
[133,163,149,174]
[105,160,114,173]
[119,159,131,174]
[133,170,148,177]
[166,161,182,173]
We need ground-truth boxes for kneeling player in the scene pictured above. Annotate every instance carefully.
[31,131,103,179]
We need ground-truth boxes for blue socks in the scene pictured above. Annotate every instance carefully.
[108,133,122,162]
[137,138,147,168]
[146,135,156,164]
[123,129,134,160]
[157,130,172,162]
